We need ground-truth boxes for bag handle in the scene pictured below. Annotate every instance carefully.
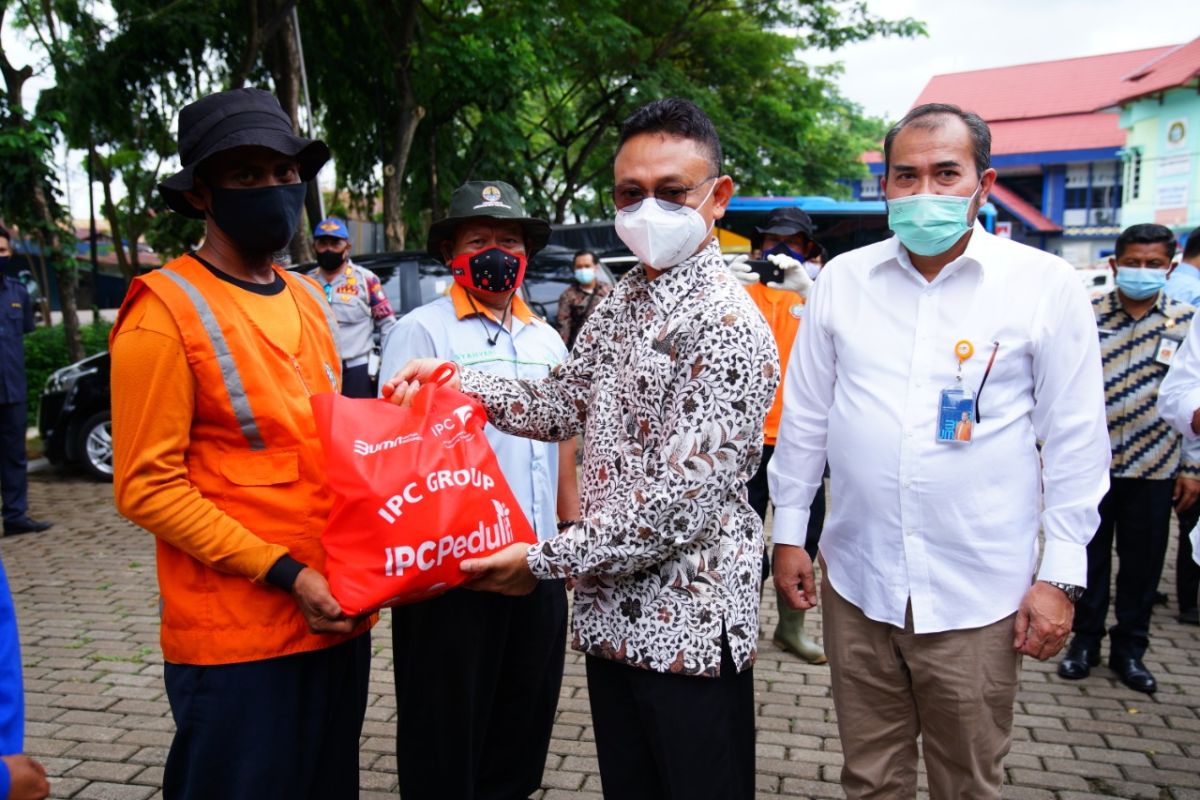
[429,361,458,386]
[412,361,460,415]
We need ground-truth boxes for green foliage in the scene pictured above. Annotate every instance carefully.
[30,0,230,282]
[24,318,112,424]
[303,0,923,231]
[8,0,923,269]
[142,193,206,260]
[0,104,72,252]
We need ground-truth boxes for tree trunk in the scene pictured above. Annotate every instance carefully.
[382,106,423,251]
[427,128,441,222]
[382,0,424,251]
[264,5,313,265]
[95,150,135,284]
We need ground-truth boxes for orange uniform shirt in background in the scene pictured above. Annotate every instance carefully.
[743,281,806,445]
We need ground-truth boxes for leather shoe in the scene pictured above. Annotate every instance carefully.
[1057,641,1100,680]
[1109,657,1157,694]
[3,517,51,536]
[1178,608,1199,626]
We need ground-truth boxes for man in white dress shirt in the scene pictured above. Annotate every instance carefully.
[769,103,1111,798]
[1157,296,1200,621]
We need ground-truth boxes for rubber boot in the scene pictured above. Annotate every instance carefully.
[773,589,827,664]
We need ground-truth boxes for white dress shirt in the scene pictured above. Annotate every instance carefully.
[769,224,1111,633]
[1158,316,1200,442]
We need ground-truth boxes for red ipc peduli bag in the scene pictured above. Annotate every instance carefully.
[310,365,537,614]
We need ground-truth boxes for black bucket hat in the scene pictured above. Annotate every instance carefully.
[755,206,816,238]
[158,88,330,219]
[427,181,551,260]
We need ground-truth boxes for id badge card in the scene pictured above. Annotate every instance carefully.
[936,384,976,444]
[1156,336,1179,367]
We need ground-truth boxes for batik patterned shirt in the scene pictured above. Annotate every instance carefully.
[1095,290,1200,479]
[461,240,778,677]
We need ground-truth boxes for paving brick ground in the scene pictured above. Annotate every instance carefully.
[5,471,1199,798]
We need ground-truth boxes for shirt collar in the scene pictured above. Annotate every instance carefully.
[450,282,534,324]
[873,221,991,286]
[1174,262,1200,280]
[629,239,724,316]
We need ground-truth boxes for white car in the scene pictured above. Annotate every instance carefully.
[1078,268,1114,298]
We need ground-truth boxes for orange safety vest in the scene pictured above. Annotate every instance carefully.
[743,281,806,446]
[113,255,371,665]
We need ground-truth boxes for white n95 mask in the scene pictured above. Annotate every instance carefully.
[615,182,716,269]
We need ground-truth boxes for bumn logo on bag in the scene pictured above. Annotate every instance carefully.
[353,433,421,456]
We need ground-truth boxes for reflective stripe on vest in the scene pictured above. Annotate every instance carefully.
[159,269,267,451]
[288,272,341,353]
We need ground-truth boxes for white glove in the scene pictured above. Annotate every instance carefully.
[766,252,814,298]
[727,254,758,286]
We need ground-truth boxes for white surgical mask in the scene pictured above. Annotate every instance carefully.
[614,181,716,269]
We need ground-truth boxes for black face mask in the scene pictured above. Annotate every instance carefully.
[316,250,346,271]
[208,183,307,257]
[0,256,9,270]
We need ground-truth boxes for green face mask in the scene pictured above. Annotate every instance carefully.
[887,184,982,257]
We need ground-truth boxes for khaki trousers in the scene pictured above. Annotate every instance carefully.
[822,572,1021,799]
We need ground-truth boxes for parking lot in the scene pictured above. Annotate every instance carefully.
[4,470,1200,799]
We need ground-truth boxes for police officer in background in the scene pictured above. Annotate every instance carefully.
[308,217,395,397]
[0,228,51,537]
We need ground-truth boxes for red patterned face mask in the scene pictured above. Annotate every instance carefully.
[449,246,527,293]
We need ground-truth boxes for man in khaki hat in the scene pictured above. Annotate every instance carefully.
[379,180,577,800]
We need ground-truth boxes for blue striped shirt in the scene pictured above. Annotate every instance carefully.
[1095,291,1200,479]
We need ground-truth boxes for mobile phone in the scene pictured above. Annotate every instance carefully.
[746,259,784,285]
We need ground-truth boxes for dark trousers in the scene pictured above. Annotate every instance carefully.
[1175,502,1200,614]
[162,633,371,800]
[341,363,375,399]
[749,443,824,580]
[0,402,28,523]
[392,579,567,800]
[1074,477,1172,660]
[585,636,755,800]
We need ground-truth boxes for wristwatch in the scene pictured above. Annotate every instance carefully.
[1044,580,1084,603]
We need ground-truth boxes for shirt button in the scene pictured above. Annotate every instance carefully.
[905,528,915,537]
[902,479,912,489]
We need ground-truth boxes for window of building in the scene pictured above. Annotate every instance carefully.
[1123,149,1142,202]
[1092,161,1118,188]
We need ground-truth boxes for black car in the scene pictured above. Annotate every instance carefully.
[40,251,615,481]
[38,351,113,481]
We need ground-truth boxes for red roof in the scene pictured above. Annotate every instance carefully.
[988,113,1126,155]
[1109,37,1200,105]
[914,46,1177,121]
[987,182,1062,233]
